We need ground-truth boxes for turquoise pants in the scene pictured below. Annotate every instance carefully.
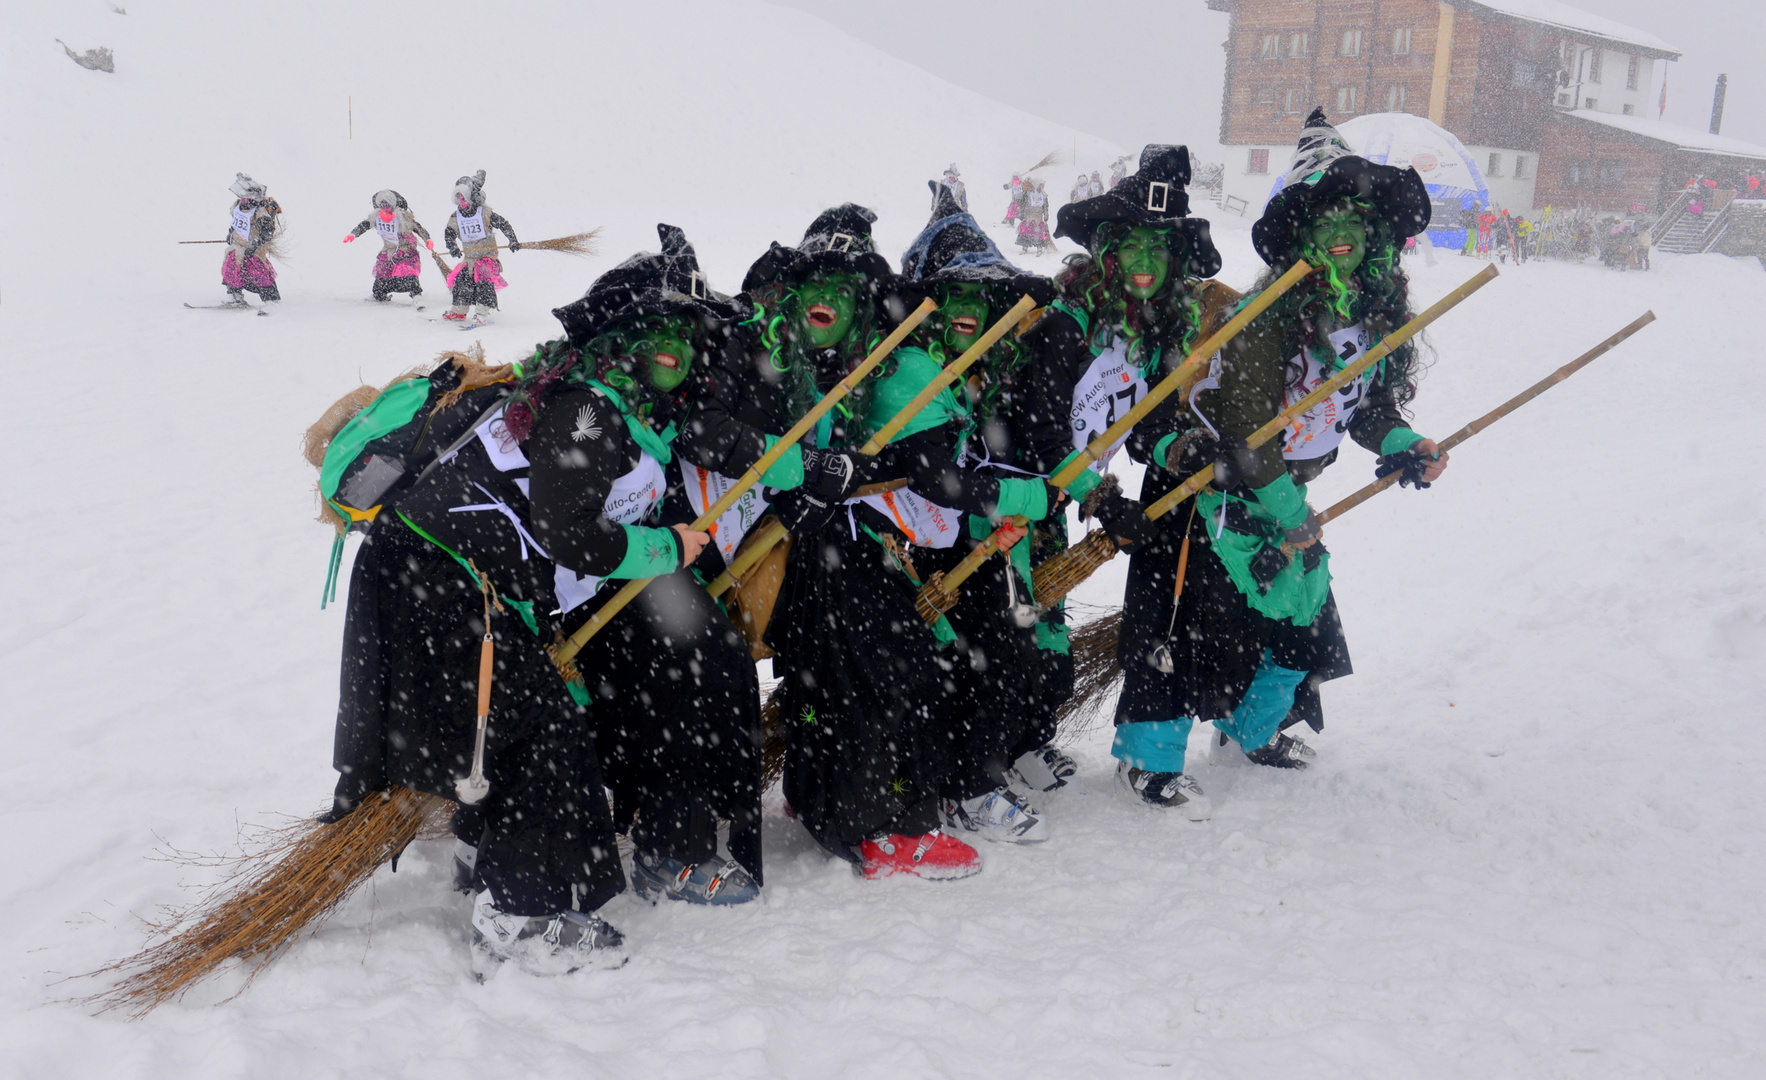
[1111,651,1307,773]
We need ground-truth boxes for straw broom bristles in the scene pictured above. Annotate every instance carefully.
[760,685,785,790]
[87,786,454,1018]
[493,230,600,257]
[1031,529,1119,607]
[1056,607,1126,741]
[1021,150,1063,175]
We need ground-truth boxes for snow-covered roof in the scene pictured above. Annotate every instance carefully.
[1563,110,1766,161]
[1450,0,1679,58]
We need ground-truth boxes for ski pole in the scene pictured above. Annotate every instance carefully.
[553,296,939,667]
[178,239,231,244]
[1316,310,1656,526]
[1028,262,1501,605]
[913,258,1316,619]
[702,293,1040,600]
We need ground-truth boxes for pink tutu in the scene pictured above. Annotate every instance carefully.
[374,248,422,280]
[221,249,276,288]
[446,256,507,291]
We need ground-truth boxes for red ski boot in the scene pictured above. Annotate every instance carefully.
[859,828,982,881]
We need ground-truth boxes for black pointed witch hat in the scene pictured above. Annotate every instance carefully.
[1054,144,1222,278]
[1251,108,1432,265]
[898,180,1056,306]
[551,223,740,346]
[740,203,895,296]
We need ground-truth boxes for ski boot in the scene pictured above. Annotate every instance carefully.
[1008,744,1078,793]
[451,839,478,896]
[468,889,626,981]
[1116,761,1211,821]
[1240,731,1315,770]
[631,851,760,906]
[940,787,1049,844]
[858,829,982,881]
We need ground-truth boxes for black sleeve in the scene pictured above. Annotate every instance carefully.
[677,332,782,477]
[444,218,461,257]
[526,391,656,578]
[245,213,275,259]
[490,212,518,246]
[878,426,1004,519]
[410,219,432,242]
[1009,311,1090,476]
[349,218,374,238]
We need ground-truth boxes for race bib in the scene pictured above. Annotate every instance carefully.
[554,452,667,614]
[1279,323,1370,460]
[855,487,962,549]
[230,205,253,242]
[374,216,401,244]
[1068,340,1148,474]
[457,208,487,243]
[681,460,770,566]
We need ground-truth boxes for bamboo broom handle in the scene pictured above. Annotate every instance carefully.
[1142,262,1500,522]
[1317,309,1655,526]
[923,258,1318,604]
[554,297,938,664]
[701,295,1039,598]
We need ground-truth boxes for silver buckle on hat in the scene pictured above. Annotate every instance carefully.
[829,232,857,252]
[688,270,706,300]
[1146,182,1170,213]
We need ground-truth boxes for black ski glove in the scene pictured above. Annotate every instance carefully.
[507,239,522,252]
[1092,489,1159,555]
[1375,446,1435,489]
[771,488,843,538]
[1211,436,1260,492]
[800,448,872,501]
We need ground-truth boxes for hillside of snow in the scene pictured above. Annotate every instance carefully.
[5,2,1766,1078]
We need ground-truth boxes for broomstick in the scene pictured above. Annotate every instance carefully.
[1052,308,1655,735]
[1029,263,1500,608]
[1020,150,1063,176]
[910,259,1318,623]
[550,297,939,672]
[178,239,231,244]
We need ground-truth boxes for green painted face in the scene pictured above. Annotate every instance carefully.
[1115,226,1171,300]
[937,282,990,353]
[1308,204,1369,276]
[630,313,696,392]
[797,270,861,350]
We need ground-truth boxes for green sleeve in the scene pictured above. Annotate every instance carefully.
[1379,426,1425,457]
[1251,473,1308,530]
[760,436,805,489]
[994,477,1050,521]
[608,524,681,579]
[1063,466,1103,501]
[1152,431,1182,470]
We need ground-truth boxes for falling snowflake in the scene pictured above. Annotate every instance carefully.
[570,403,602,443]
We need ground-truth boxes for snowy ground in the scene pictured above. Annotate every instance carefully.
[6,2,1766,1078]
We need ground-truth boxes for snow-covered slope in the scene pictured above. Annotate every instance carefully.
[5,3,1766,1077]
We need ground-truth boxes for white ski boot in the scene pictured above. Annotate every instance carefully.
[468,889,626,981]
[1008,744,1078,793]
[1215,730,1316,770]
[1116,761,1211,821]
[940,786,1050,843]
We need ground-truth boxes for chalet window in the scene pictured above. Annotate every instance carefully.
[1256,87,1277,105]
[1289,32,1310,59]
[1598,160,1625,187]
[1258,34,1280,60]
[1386,84,1407,111]
[1512,58,1538,89]
[1391,28,1412,56]
[1586,97,1598,110]
[1567,160,1592,188]
[1588,49,1603,84]
[1339,29,1363,58]
[1514,156,1528,178]
[1623,103,1635,115]
[1627,55,1641,90]
[1283,87,1304,113]
[1336,86,1357,114]
[1487,153,1503,177]
[1249,149,1270,175]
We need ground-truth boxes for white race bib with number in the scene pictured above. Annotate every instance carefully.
[554,452,666,614]
[1068,340,1147,474]
[457,208,487,244]
[374,216,400,244]
[1279,323,1370,460]
[855,487,963,549]
[230,205,253,242]
[681,460,771,566]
